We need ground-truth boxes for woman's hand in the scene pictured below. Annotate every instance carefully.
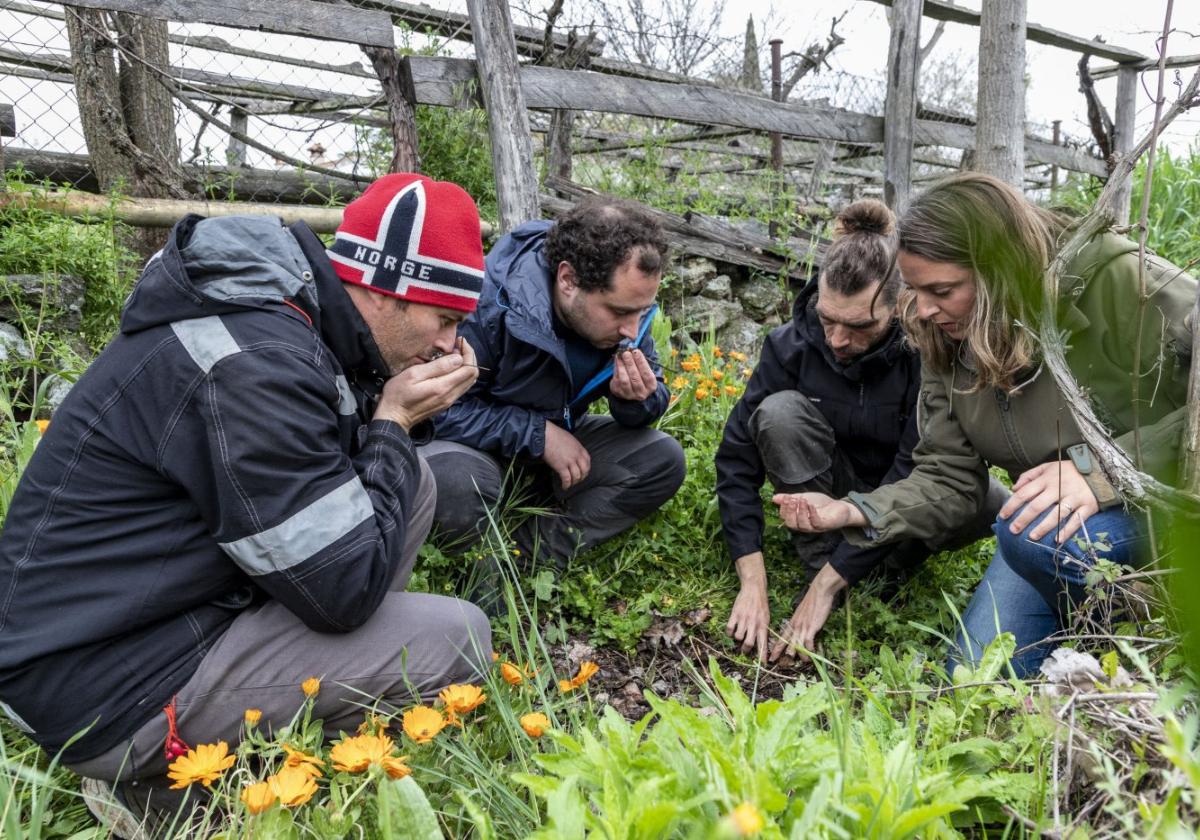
[772,493,867,533]
[770,563,847,662]
[1000,460,1100,543]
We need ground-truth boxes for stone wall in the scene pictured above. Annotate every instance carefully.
[661,258,797,361]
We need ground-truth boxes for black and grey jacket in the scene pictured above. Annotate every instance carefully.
[715,280,921,584]
[0,215,423,762]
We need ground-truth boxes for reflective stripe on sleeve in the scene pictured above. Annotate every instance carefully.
[219,477,375,575]
[171,316,240,373]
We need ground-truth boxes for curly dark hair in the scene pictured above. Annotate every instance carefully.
[543,197,670,292]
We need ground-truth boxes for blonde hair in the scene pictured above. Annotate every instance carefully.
[822,199,900,307]
[896,173,1070,392]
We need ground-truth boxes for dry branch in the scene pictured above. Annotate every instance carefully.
[1040,66,1200,512]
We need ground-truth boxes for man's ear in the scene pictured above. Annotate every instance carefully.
[555,261,577,292]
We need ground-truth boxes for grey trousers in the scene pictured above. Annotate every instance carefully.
[69,458,491,784]
[420,415,686,567]
[750,390,1008,582]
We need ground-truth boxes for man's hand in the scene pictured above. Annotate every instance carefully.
[726,552,771,661]
[1000,459,1099,543]
[770,563,847,662]
[772,493,867,533]
[609,349,658,401]
[374,340,478,431]
[543,422,591,489]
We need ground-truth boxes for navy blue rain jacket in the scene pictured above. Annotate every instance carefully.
[0,216,424,762]
[432,220,669,458]
[715,280,921,585]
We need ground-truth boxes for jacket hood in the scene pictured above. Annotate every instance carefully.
[792,277,909,382]
[483,219,557,330]
[120,214,319,334]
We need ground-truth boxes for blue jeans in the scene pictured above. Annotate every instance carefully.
[951,506,1148,679]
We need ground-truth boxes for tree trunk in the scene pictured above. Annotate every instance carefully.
[65,6,185,255]
[975,0,1026,187]
[362,45,419,173]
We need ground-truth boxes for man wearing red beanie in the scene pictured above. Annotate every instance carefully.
[0,173,490,834]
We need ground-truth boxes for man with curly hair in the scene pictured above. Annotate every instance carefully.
[422,198,686,608]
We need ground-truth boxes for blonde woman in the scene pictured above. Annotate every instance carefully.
[775,172,1195,677]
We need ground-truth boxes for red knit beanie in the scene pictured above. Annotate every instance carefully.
[327,173,485,312]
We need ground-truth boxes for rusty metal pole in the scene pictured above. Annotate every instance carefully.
[769,38,783,238]
[1050,119,1061,195]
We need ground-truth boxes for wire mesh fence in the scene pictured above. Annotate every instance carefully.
[0,0,1118,213]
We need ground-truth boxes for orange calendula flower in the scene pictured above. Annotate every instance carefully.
[694,388,710,400]
[499,662,525,685]
[439,684,486,716]
[729,350,748,362]
[402,705,446,743]
[724,385,738,397]
[520,712,551,738]
[301,677,320,697]
[670,376,689,390]
[712,369,724,381]
[240,781,276,814]
[329,733,411,779]
[243,708,262,727]
[268,766,318,807]
[670,347,679,356]
[559,661,600,692]
[491,651,501,662]
[35,419,49,435]
[167,741,236,789]
[281,744,324,778]
[741,367,753,378]
[712,346,723,357]
[357,713,390,735]
[729,802,764,835]
[680,355,702,372]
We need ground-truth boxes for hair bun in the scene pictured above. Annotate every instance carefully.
[833,199,895,239]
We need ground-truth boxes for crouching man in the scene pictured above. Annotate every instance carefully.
[0,174,492,831]
[422,198,686,601]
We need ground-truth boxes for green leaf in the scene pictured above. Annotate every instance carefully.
[377,776,443,840]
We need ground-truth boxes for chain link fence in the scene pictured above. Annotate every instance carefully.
[1,0,1114,213]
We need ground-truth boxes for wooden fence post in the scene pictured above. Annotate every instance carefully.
[1111,64,1139,224]
[976,0,1026,187]
[883,0,922,212]
[227,106,248,167]
[464,0,540,233]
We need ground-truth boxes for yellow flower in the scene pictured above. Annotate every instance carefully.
[243,708,262,727]
[500,662,524,685]
[520,712,551,738]
[268,766,317,807]
[301,677,320,697]
[35,419,49,435]
[357,713,390,735]
[402,706,446,743]
[670,347,679,356]
[330,733,411,779]
[670,376,689,390]
[240,781,276,814]
[729,802,764,835]
[741,367,753,379]
[712,369,724,381]
[695,388,710,400]
[680,354,702,372]
[713,346,723,357]
[439,684,486,715]
[167,741,236,789]
[724,385,738,396]
[729,350,748,362]
[559,660,600,692]
[281,744,324,778]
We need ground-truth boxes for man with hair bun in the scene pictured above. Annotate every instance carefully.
[422,197,686,606]
[718,199,1006,662]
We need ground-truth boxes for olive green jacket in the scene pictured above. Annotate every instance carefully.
[847,233,1196,546]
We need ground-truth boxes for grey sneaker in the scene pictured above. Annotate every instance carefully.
[80,777,152,840]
